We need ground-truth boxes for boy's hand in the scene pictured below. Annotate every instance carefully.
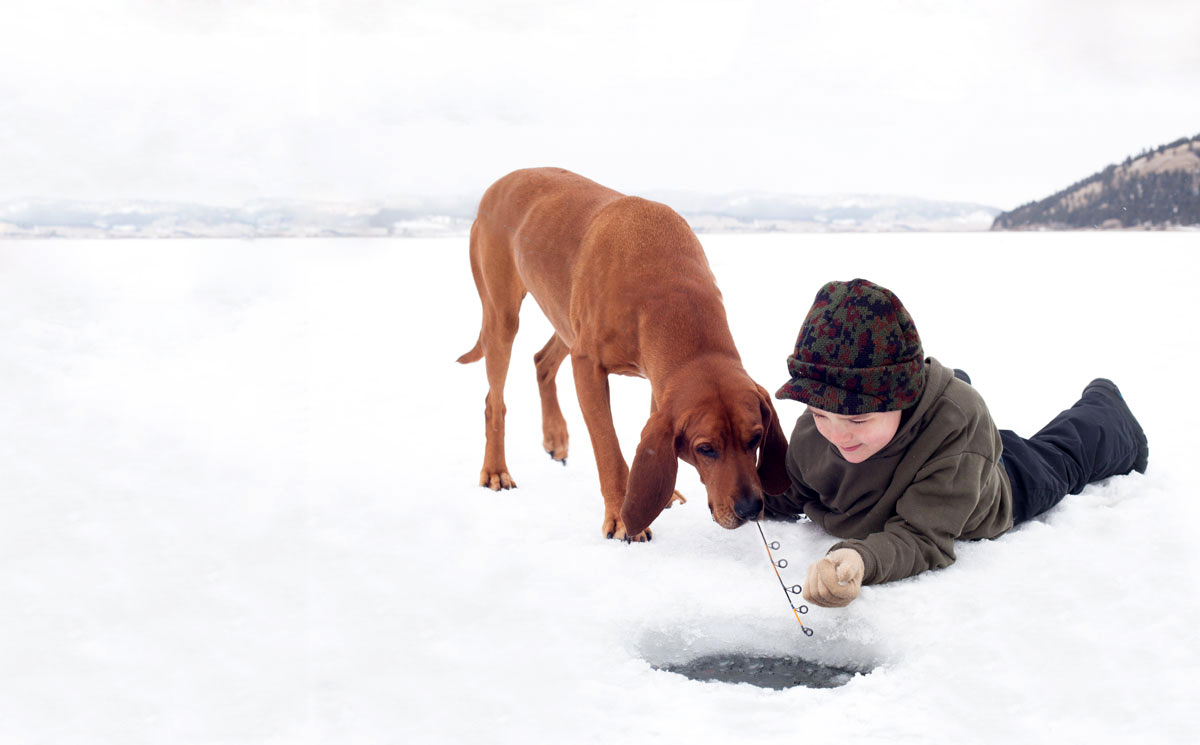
[803,548,865,608]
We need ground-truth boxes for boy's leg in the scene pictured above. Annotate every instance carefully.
[1001,379,1148,524]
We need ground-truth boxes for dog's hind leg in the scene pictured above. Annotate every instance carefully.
[480,316,519,490]
[469,225,525,491]
[534,334,570,464]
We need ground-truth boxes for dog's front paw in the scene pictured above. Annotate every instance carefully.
[602,515,652,543]
[479,470,516,490]
[664,490,687,509]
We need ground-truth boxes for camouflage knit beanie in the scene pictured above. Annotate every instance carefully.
[775,279,925,414]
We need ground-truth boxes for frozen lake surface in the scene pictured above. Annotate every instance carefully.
[2,232,1197,744]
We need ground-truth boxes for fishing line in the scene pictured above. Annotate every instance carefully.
[756,520,814,637]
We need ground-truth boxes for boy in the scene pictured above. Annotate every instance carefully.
[766,279,1148,608]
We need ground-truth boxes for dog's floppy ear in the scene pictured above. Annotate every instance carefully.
[620,411,678,536]
[756,384,791,496]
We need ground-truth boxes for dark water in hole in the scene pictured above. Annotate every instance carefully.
[655,654,867,689]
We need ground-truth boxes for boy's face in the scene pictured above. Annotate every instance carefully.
[807,406,903,463]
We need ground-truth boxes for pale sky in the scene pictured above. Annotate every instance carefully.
[3,0,1198,209]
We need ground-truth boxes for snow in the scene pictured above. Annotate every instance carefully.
[2,232,1197,744]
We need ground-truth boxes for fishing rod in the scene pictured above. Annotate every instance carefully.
[756,521,814,637]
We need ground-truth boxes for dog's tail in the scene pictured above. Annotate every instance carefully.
[457,333,484,364]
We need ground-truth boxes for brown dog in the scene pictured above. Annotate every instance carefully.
[458,168,789,540]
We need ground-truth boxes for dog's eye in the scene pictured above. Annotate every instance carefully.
[695,443,718,459]
[747,433,762,450]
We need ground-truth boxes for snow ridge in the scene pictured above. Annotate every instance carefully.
[0,193,1000,238]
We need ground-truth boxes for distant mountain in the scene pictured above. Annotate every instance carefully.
[0,192,1000,239]
[993,133,1200,230]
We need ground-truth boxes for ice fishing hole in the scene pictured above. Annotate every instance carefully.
[653,653,870,689]
[638,626,878,690]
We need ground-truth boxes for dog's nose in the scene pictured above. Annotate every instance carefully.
[734,495,763,521]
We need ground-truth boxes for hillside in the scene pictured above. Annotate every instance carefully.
[993,133,1200,230]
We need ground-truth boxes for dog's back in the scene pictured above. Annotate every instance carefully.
[472,168,722,355]
[469,169,615,339]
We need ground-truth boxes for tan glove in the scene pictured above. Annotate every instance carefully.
[803,548,865,608]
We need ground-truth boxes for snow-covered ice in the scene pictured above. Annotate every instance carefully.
[1,233,1197,744]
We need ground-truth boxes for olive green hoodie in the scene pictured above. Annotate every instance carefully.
[765,358,1013,585]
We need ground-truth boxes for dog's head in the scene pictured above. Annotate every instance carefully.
[620,368,790,535]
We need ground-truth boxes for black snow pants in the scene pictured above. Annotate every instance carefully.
[1000,381,1147,524]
